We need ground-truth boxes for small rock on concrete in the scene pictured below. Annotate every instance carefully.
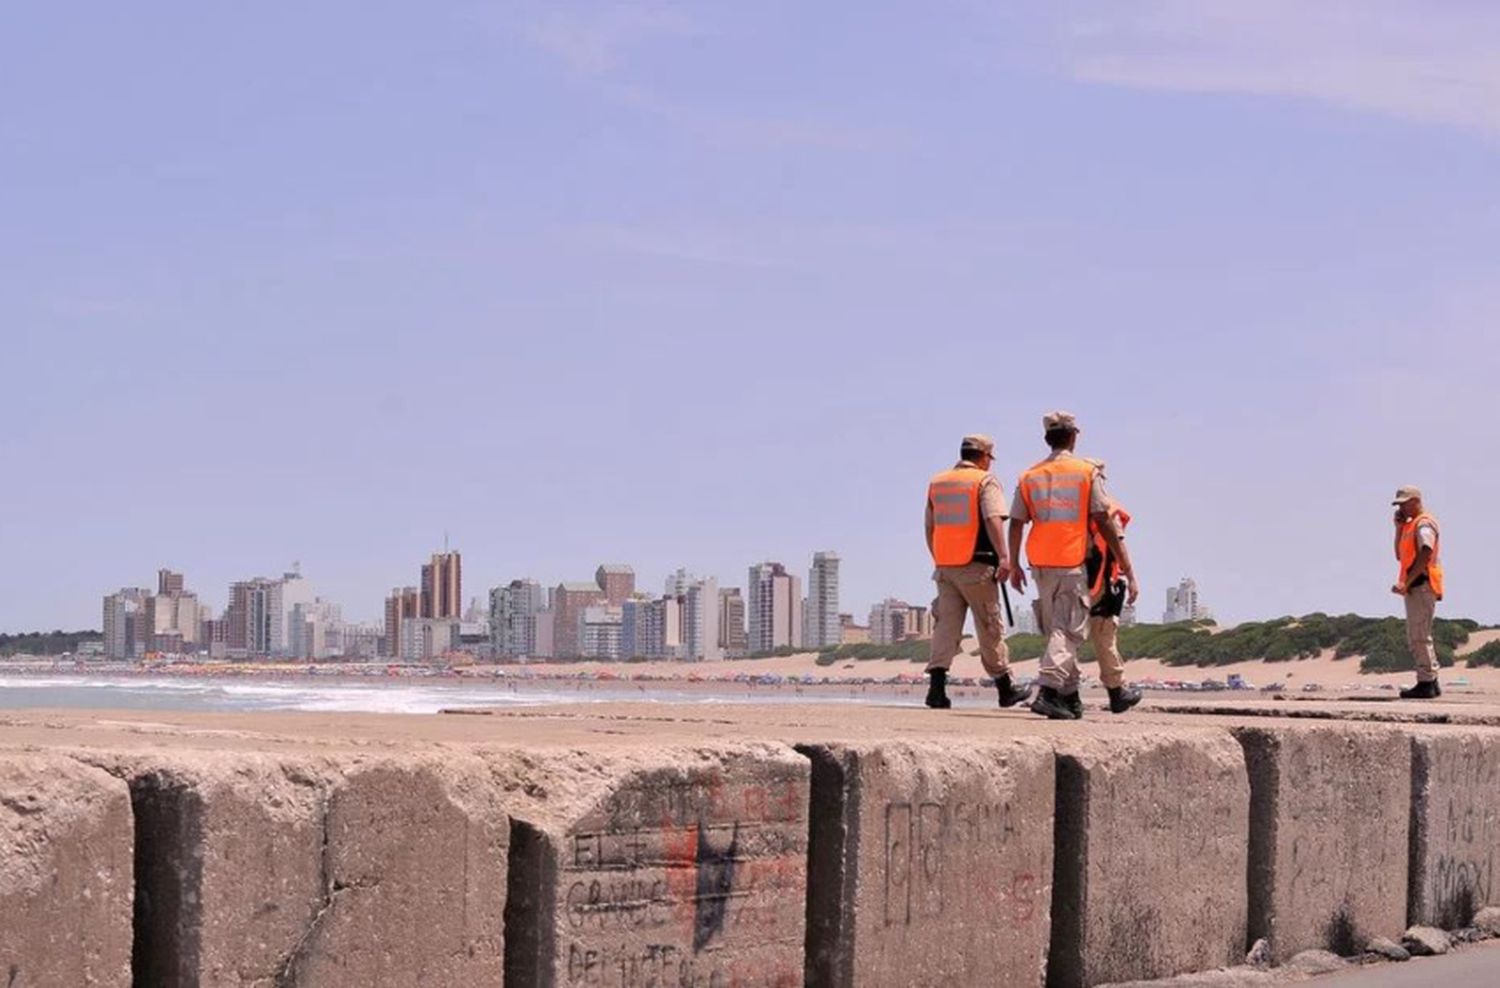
[1402,925,1451,956]
[1363,936,1410,961]
[1285,949,1348,975]
[1474,906,1500,937]
[1244,938,1272,967]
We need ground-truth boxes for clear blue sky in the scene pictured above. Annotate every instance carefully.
[4,2,1497,632]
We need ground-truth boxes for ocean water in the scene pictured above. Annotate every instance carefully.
[0,675,886,715]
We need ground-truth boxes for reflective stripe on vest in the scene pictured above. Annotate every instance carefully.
[1398,513,1444,600]
[1020,456,1093,568]
[928,469,984,567]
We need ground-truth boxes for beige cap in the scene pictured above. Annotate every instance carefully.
[1043,410,1078,432]
[960,433,995,456]
[1391,485,1423,505]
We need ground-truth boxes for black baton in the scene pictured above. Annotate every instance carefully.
[1000,579,1015,628]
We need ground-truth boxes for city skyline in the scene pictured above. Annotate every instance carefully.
[5,4,1497,633]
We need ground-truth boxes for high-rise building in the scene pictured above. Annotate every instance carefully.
[145,591,201,653]
[581,605,624,660]
[157,569,185,596]
[421,551,462,619]
[717,588,747,657]
[400,618,459,662]
[628,596,682,659]
[806,551,841,649]
[554,582,605,658]
[534,608,556,659]
[595,565,636,607]
[683,577,721,662]
[1163,578,1212,624]
[289,599,343,660]
[869,598,933,645]
[663,568,698,599]
[490,579,546,658]
[226,577,285,656]
[747,562,802,654]
[102,588,150,659]
[383,586,421,658]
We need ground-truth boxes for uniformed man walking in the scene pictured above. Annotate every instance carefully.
[1007,412,1137,720]
[1083,459,1143,714]
[1392,486,1445,699]
[923,434,1028,710]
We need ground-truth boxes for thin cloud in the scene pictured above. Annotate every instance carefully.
[522,2,700,77]
[1052,0,1500,136]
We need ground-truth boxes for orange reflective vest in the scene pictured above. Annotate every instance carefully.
[928,465,999,567]
[1019,455,1094,568]
[1398,513,1444,600]
[1088,504,1131,599]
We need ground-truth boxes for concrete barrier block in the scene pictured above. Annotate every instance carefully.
[0,754,134,987]
[797,739,1054,988]
[1050,732,1249,988]
[1409,730,1500,928]
[111,753,508,987]
[1236,726,1410,961]
[499,743,809,988]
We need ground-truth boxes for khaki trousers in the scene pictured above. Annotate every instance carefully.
[1035,568,1089,693]
[1405,585,1439,683]
[927,563,1010,678]
[1088,615,1126,689]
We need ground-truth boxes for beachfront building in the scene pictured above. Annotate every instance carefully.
[718,588,748,657]
[581,605,623,660]
[839,613,871,645]
[102,587,150,659]
[595,564,635,606]
[805,551,841,649]
[663,568,697,599]
[1163,578,1213,624]
[383,586,420,659]
[490,579,546,658]
[421,551,462,620]
[748,562,802,654]
[553,582,605,658]
[624,596,682,659]
[683,577,721,662]
[289,599,343,660]
[399,617,459,662]
[869,598,932,645]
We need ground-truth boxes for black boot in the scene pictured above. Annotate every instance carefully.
[1399,679,1441,700]
[1031,686,1074,720]
[925,668,952,709]
[1062,690,1084,720]
[1108,685,1143,714]
[995,673,1030,708]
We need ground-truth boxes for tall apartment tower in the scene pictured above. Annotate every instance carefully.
[718,588,747,657]
[226,577,284,656]
[383,586,421,658]
[421,551,462,619]
[490,579,545,658]
[157,569,185,596]
[806,551,841,649]
[102,588,150,659]
[595,565,636,607]
[747,562,802,654]
[683,577,721,662]
[554,582,605,658]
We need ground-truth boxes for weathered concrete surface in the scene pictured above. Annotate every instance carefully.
[496,743,809,988]
[1237,726,1411,962]
[1408,730,1500,928]
[84,751,508,987]
[797,739,1055,988]
[1049,732,1250,988]
[0,754,134,987]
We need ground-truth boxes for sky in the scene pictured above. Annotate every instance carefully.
[3,1,1499,632]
